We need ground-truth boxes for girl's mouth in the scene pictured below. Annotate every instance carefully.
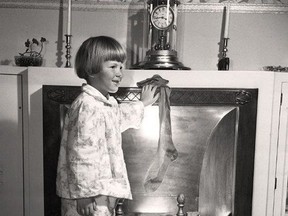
[112,80,121,85]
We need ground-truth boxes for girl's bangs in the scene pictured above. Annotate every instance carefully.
[103,46,126,63]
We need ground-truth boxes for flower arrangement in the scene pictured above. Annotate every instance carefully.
[15,37,47,66]
[19,37,47,57]
[263,65,288,72]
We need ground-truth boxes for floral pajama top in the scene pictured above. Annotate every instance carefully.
[56,84,144,200]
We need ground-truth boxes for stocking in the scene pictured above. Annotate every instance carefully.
[144,87,178,192]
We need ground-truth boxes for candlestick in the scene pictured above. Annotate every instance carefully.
[218,38,229,71]
[176,194,185,216]
[65,34,72,68]
[224,5,230,38]
[67,0,72,35]
[115,199,124,216]
[222,38,229,58]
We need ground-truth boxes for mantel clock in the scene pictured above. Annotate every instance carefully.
[133,0,190,70]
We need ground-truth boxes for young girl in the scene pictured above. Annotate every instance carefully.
[56,36,159,216]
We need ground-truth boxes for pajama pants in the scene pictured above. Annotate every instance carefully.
[61,195,118,216]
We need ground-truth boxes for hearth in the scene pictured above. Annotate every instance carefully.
[43,86,257,216]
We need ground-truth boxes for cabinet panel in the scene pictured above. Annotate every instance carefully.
[274,82,288,216]
[0,75,24,216]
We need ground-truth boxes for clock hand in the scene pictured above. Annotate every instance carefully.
[154,16,167,20]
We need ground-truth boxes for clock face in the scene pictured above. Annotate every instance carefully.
[151,5,174,30]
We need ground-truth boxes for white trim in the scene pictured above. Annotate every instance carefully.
[273,82,288,216]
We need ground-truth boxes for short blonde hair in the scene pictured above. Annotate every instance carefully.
[75,36,126,80]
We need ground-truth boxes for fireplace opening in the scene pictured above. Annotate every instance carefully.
[43,86,258,216]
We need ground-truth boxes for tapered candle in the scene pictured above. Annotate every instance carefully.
[167,0,170,27]
[224,5,230,38]
[67,0,72,35]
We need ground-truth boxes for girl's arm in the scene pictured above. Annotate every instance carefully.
[118,84,159,132]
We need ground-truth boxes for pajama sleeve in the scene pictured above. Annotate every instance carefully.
[119,101,144,132]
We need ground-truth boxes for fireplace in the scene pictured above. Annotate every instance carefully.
[43,86,257,216]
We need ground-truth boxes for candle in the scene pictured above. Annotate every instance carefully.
[167,0,170,27]
[224,5,230,38]
[67,0,72,35]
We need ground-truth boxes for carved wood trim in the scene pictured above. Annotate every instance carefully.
[45,86,254,106]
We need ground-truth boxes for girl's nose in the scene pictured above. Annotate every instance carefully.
[116,68,123,77]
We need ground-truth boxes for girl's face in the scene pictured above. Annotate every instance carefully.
[89,60,124,97]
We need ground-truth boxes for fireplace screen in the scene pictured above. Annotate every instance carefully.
[43,86,258,216]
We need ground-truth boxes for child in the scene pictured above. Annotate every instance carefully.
[56,36,159,216]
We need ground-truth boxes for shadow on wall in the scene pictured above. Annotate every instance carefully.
[217,7,226,66]
[0,60,13,65]
[126,4,147,69]
[55,0,65,68]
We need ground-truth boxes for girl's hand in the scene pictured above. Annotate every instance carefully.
[76,198,97,216]
[140,84,159,107]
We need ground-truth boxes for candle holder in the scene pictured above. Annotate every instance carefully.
[218,37,230,71]
[65,34,72,68]
[176,194,185,216]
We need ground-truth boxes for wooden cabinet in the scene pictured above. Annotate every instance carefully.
[2,66,288,216]
[0,73,24,216]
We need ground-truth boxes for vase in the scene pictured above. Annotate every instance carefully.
[14,56,43,67]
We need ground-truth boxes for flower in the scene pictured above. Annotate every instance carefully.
[19,37,47,57]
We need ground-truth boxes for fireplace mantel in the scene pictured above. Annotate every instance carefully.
[1,65,288,216]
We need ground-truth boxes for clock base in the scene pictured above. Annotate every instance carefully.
[131,50,191,70]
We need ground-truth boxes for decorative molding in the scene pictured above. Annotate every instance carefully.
[235,90,252,105]
[44,86,255,106]
[0,0,288,13]
[169,89,254,105]
[0,0,146,11]
[180,2,288,13]
[46,85,81,104]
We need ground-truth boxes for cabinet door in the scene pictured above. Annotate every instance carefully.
[0,74,24,216]
[274,82,288,216]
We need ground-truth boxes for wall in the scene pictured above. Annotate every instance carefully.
[0,2,288,70]
[179,11,288,70]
